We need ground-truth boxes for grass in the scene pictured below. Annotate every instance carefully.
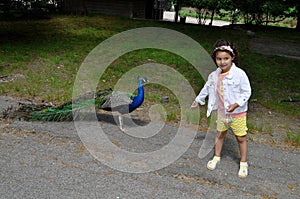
[286,131,300,146]
[247,122,273,135]
[0,14,299,145]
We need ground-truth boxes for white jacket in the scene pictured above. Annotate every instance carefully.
[195,63,251,117]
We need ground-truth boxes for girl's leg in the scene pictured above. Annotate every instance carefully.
[207,131,227,170]
[235,135,247,162]
[231,116,249,177]
[236,135,248,177]
[215,130,227,157]
[207,114,228,171]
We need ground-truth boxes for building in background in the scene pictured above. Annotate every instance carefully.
[59,0,169,20]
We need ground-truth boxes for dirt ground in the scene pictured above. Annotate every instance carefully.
[247,103,299,149]
[249,37,300,59]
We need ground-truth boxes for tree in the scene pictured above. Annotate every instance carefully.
[233,0,298,29]
[188,0,217,25]
[0,0,58,19]
[286,0,300,31]
[184,0,298,29]
[295,3,300,31]
[260,0,290,26]
[233,0,264,25]
[187,0,235,26]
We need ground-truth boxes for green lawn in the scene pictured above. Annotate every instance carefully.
[0,15,299,145]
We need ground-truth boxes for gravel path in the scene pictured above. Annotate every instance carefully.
[0,96,299,198]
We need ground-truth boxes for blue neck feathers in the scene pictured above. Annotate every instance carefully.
[128,79,145,112]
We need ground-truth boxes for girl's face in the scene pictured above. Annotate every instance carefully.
[215,51,234,73]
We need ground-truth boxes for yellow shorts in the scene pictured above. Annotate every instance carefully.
[217,115,248,136]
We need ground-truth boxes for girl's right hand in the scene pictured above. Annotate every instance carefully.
[190,101,198,108]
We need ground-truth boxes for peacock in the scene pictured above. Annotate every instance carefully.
[11,77,148,131]
[98,76,148,130]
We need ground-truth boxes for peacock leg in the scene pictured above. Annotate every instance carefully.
[118,114,124,131]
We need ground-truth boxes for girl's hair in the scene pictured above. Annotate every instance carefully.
[211,39,240,66]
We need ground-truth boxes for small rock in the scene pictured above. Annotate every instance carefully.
[1,63,11,67]
[246,30,255,37]
[161,96,169,103]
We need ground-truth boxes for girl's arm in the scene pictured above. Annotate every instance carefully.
[194,81,210,105]
[191,72,215,108]
[237,72,251,107]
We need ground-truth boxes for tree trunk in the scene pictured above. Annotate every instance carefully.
[209,9,215,26]
[174,2,179,22]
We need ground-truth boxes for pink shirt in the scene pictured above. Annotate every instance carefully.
[217,71,246,118]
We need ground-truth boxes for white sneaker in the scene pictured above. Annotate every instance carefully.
[238,162,248,178]
[207,156,220,170]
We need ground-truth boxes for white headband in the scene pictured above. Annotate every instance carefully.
[214,45,234,55]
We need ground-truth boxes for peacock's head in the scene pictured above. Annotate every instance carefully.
[136,76,148,84]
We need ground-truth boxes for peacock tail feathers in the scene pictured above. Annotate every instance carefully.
[28,88,112,122]
[3,77,147,122]
[30,106,74,122]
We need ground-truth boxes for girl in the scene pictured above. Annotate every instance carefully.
[191,39,251,178]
